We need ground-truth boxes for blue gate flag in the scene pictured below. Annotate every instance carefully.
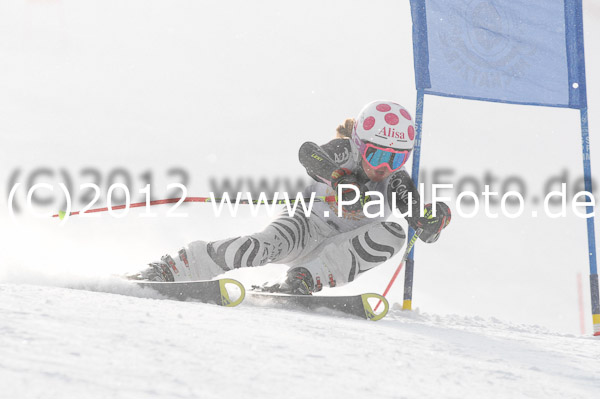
[410,0,587,109]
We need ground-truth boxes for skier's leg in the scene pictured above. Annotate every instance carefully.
[198,213,327,270]
[282,221,406,292]
[132,213,332,281]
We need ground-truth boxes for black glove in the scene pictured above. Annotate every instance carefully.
[415,202,451,243]
[331,168,369,214]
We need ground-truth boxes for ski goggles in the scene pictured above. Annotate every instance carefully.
[361,142,410,172]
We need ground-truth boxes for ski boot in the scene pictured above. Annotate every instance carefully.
[125,261,173,282]
[257,267,315,295]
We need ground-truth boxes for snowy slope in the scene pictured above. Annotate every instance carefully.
[1,283,599,399]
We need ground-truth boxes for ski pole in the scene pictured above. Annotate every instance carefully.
[374,227,423,312]
[52,195,337,219]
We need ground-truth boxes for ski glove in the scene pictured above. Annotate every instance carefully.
[415,202,451,243]
[331,168,369,214]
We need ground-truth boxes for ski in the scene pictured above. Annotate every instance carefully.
[248,292,389,321]
[134,278,245,307]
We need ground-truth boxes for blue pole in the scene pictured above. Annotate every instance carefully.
[403,89,425,310]
[579,107,600,336]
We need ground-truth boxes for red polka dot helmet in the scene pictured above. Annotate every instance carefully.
[351,100,416,171]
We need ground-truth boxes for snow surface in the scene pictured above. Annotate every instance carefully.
[1,282,599,399]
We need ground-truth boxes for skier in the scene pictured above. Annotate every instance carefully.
[130,100,451,294]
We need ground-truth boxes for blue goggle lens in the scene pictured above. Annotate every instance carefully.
[364,146,408,170]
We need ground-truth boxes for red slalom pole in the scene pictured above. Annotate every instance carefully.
[374,228,422,312]
[52,197,202,218]
[52,195,337,219]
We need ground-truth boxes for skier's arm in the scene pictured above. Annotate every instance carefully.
[386,171,451,243]
[299,140,368,212]
[386,170,422,226]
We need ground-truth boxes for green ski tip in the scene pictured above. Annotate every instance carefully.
[58,211,66,220]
